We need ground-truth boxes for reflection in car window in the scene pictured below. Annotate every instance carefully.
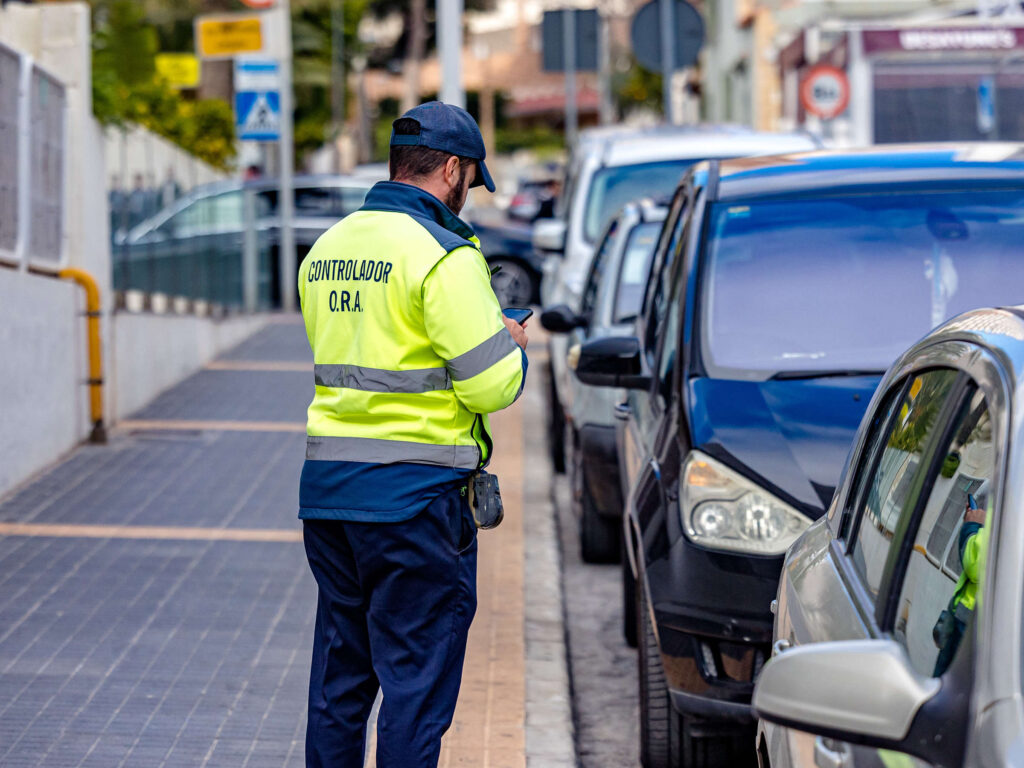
[849,369,958,604]
[893,388,992,677]
[614,222,661,324]
[841,385,905,541]
[583,219,619,314]
[583,160,692,242]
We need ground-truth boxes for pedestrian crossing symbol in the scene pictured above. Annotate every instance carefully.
[236,90,281,141]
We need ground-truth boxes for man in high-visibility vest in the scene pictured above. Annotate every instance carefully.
[297,102,528,768]
[933,497,987,676]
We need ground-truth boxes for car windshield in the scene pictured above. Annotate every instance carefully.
[701,188,1024,380]
[584,160,692,242]
[614,221,663,323]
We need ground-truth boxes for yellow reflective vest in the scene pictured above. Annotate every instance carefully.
[297,181,526,521]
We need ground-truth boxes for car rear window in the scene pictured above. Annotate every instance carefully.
[583,160,692,242]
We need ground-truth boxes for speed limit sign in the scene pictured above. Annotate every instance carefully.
[800,64,850,120]
[240,0,276,8]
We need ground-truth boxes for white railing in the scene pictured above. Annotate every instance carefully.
[0,40,67,271]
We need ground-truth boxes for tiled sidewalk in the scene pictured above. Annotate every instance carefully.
[0,318,573,768]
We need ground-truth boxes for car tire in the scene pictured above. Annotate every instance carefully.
[573,434,620,564]
[640,583,753,768]
[546,361,566,474]
[622,539,638,648]
[639,578,679,768]
[488,258,535,307]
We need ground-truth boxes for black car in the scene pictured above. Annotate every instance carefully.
[467,215,544,306]
[574,145,1024,767]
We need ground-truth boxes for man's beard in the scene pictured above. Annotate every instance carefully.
[444,165,468,213]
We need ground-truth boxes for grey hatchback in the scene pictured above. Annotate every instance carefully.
[542,199,667,563]
[753,307,1024,768]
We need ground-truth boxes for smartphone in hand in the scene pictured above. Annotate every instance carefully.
[502,307,534,325]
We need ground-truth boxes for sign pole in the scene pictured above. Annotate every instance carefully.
[278,0,296,312]
[438,0,465,107]
[659,0,675,123]
[563,9,578,148]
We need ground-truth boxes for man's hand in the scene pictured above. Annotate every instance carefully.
[965,501,985,526]
[503,316,529,350]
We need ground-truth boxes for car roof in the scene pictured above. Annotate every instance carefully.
[901,306,1024,398]
[712,143,1024,201]
[582,125,821,168]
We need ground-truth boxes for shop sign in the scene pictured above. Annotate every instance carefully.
[863,27,1024,55]
[800,64,850,120]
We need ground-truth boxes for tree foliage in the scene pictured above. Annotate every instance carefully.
[90,0,236,170]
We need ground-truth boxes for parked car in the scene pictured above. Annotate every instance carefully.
[536,126,821,473]
[541,199,667,562]
[116,174,375,307]
[573,145,1024,767]
[465,215,544,307]
[754,305,1024,768]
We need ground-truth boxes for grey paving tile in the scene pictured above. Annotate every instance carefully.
[0,324,315,768]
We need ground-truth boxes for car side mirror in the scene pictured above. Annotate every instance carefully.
[533,218,566,254]
[574,336,650,390]
[753,640,949,765]
[540,304,586,334]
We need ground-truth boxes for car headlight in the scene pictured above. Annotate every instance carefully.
[680,451,812,555]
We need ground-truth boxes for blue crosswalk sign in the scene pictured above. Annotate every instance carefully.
[236,90,281,141]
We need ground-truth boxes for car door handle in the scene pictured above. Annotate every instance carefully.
[771,638,791,657]
[614,402,631,421]
[814,737,850,768]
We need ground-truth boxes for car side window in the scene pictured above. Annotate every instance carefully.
[848,369,960,605]
[891,387,993,677]
[582,220,619,315]
[645,188,696,364]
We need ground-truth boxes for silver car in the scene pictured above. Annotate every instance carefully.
[541,199,666,562]
[754,306,1024,768]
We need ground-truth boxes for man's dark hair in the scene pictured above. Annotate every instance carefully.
[389,118,474,181]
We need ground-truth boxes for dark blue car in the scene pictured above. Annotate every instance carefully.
[573,144,1024,768]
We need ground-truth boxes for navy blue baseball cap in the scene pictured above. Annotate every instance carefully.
[390,101,496,193]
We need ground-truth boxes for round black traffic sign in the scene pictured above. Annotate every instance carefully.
[630,0,705,72]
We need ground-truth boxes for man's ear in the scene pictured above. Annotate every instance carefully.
[444,155,461,187]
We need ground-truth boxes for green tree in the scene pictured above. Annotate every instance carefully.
[90,0,237,169]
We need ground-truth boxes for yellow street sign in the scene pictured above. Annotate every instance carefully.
[155,53,200,89]
[195,14,264,59]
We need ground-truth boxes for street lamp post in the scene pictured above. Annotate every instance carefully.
[278,0,296,312]
[438,0,465,107]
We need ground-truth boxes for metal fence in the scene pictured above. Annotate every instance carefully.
[107,128,273,309]
[0,41,66,270]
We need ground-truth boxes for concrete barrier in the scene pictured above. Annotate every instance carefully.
[111,312,269,421]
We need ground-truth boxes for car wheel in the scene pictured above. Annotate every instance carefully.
[622,538,638,648]
[546,361,566,474]
[488,258,535,307]
[639,578,678,768]
[640,582,751,768]
[573,434,620,564]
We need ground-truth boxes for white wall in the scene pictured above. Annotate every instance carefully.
[0,271,85,496]
[111,313,268,421]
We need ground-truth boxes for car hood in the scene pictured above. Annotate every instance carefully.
[686,375,882,516]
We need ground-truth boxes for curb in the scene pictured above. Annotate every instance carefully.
[522,376,578,767]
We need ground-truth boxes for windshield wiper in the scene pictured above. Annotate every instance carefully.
[770,369,886,381]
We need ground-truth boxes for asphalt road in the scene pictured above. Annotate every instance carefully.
[552,474,640,768]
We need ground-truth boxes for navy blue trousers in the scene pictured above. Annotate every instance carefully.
[303,485,478,768]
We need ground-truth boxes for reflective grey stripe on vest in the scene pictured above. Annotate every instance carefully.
[306,435,480,469]
[445,328,519,381]
[315,364,451,393]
